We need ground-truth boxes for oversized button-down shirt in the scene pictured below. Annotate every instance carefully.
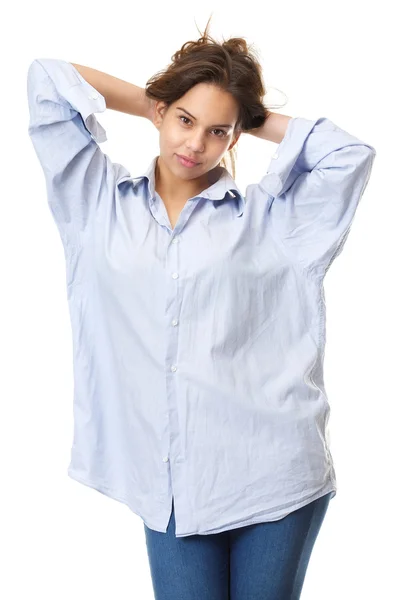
[27,58,376,537]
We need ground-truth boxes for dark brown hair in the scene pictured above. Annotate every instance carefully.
[144,14,271,179]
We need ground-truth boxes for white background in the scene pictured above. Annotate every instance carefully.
[2,1,399,598]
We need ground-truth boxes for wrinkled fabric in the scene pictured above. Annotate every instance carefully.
[27,58,376,537]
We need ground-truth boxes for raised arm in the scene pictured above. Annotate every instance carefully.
[247,114,376,277]
[70,62,151,118]
[27,58,151,250]
[248,111,293,144]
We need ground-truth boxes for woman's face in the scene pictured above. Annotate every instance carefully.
[152,83,241,188]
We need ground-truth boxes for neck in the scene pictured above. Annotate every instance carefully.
[155,156,221,203]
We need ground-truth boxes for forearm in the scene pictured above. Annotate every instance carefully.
[248,112,292,143]
[71,63,149,118]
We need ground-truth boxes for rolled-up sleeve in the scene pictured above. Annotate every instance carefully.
[27,58,109,247]
[260,116,376,277]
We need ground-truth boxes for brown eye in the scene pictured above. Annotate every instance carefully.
[211,128,227,138]
[179,116,227,138]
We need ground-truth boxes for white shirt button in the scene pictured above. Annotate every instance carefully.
[172,272,179,279]
[162,456,169,462]
[89,93,99,100]
[272,151,279,159]
[171,319,179,326]
[172,237,179,244]
[171,365,177,372]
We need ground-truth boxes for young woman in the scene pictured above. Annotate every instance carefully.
[27,16,375,600]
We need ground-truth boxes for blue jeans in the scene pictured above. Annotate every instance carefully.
[144,491,334,599]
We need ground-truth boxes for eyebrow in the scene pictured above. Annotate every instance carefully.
[176,107,233,129]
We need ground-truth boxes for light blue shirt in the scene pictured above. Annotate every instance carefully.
[27,58,376,537]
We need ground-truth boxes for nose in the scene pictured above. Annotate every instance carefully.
[186,131,205,153]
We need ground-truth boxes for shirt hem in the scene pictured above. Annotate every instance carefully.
[67,468,166,532]
[68,467,336,538]
[176,481,337,537]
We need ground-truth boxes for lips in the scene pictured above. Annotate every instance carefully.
[177,154,199,165]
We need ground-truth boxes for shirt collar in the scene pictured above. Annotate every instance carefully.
[128,156,245,218]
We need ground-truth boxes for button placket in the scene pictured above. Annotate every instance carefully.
[160,228,183,488]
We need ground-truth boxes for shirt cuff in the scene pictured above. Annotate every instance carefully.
[34,58,107,143]
[259,116,323,197]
